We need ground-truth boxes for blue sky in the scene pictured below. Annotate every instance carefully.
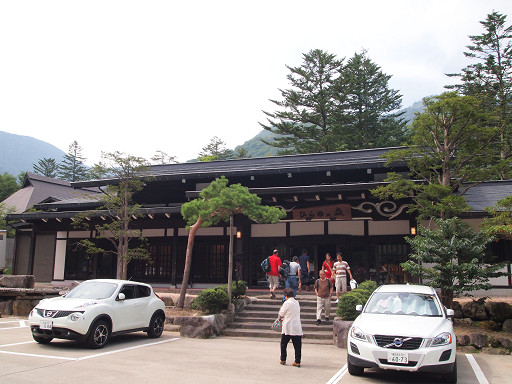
[1,1,511,164]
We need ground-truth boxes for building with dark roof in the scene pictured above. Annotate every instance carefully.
[6,148,512,290]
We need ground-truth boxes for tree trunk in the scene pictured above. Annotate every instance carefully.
[227,213,234,307]
[440,287,454,309]
[177,217,202,308]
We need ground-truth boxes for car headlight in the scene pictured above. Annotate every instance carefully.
[431,332,452,346]
[350,326,370,342]
[70,313,82,322]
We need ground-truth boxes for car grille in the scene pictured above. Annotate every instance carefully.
[36,309,85,318]
[373,335,423,350]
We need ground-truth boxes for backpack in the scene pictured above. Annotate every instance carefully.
[315,278,331,291]
[279,260,290,278]
[260,257,271,273]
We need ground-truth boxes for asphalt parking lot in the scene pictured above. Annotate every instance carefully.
[0,317,509,384]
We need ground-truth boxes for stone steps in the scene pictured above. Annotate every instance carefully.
[223,293,337,344]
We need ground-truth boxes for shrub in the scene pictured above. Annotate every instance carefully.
[191,288,229,314]
[336,280,377,320]
[357,280,377,293]
[216,280,247,299]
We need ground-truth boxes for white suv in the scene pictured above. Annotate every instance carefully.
[29,279,166,348]
[347,284,457,383]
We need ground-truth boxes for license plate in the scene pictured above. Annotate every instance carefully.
[39,320,53,330]
[387,351,408,364]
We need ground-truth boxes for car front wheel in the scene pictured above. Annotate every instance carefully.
[147,312,164,338]
[87,320,110,349]
[347,355,364,376]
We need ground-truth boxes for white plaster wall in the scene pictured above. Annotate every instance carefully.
[251,223,286,237]
[328,221,364,235]
[53,239,67,280]
[290,221,324,236]
[369,220,410,235]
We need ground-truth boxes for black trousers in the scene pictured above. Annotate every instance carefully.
[280,334,302,363]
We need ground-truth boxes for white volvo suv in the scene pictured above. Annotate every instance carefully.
[347,284,457,383]
[29,279,166,348]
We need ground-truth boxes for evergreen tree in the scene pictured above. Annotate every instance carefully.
[260,49,343,154]
[373,92,501,219]
[58,141,89,181]
[151,150,177,164]
[198,136,234,161]
[447,11,512,178]
[338,50,407,149]
[0,173,20,201]
[33,158,59,178]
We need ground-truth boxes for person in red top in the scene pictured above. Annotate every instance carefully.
[268,249,282,299]
[322,253,335,283]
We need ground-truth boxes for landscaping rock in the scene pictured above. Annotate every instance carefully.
[470,332,488,349]
[0,299,13,316]
[0,275,35,289]
[454,317,473,326]
[462,300,488,321]
[168,293,196,309]
[458,345,479,354]
[499,337,512,349]
[12,299,38,316]
[456,334,470,346]
[485,301,512,323]
[503,319,512,332]
[482,347,511,355]
[452,301,463,318]
[333,318,353,349]
[172,316,214,338]
[478,320,501,332]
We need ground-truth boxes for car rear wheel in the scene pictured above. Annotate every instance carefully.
[347,355,364,376]
[87,320,110,349]
[33,335,53,344]
[147,312,164,338]
[441,360,457,384]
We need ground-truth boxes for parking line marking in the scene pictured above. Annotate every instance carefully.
[466,354,489,384]
[0,341,35,348]
[77,337,180,360]
[326,364,348,384]
[0,350,77,360]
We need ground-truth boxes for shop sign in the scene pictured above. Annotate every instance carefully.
[292,204,352,221]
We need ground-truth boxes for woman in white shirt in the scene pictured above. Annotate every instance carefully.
[278,287,303,367]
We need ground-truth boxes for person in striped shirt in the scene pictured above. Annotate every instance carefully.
[333,252,353,303]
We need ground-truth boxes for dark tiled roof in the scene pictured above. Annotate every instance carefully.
[464,181,512,212]
[72,147,403,187]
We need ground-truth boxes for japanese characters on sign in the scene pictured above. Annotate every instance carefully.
[292,204,352,221]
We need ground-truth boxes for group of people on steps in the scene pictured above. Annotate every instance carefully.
[267,249,354,367]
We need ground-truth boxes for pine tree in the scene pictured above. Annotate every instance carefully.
[338,50,407,149]
[33,158,59,178]
[447,11,512,178]
[198,136,234,161]
[58,141,89,181]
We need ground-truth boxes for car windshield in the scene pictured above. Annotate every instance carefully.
[65,281,118,300]
[364,292,442,317]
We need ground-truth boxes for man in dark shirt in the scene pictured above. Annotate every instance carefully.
[298,249,310,291]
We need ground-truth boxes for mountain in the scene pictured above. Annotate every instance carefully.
[234,101,425,158]
[0,131,66,176]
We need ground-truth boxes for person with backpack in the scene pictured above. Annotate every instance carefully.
[268,249,282,299]
[314,269,332,325]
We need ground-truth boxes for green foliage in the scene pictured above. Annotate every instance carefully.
[216,280,247,299]
[0,203,16,235]
[447,11,512,178]
[357,280,378,292]
[402,217,506,307]
[181,176,286,229]
[482,196,512,238]
[58,141,89,182]
[260,49,407,154]
[192,288,229,314]
[33,158,59,178]
[373,92,501,219]
[198,136,234,161]
[336,282,375,320]
[0,172,20,201]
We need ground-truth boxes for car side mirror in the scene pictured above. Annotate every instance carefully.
[356,304,363,312]
[117,292,126,301]
[446,308,454,318]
